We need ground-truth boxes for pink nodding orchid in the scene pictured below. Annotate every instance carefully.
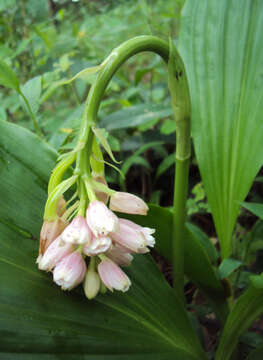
[37,236,73,272]
[110,218,155,253]
[110,192,149,215]
[86,200,119,237]
[98,258,131,292]
[61,215,91,245]
[53,251,86,290]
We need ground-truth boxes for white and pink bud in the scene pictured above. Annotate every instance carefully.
[109,192,149,215]
[37,236,73,271]
[53,251,86,290]
[120,219,155,248]
[86,200,119,237]
[106,244,133,267]
[83,233,112,256]
[61,215,91,245]
[83,268,101,300]
[39,218,67,255]
[110,219,148,253]
[98,258,131,292]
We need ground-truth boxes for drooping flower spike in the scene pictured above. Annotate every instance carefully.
[37,70,155,300]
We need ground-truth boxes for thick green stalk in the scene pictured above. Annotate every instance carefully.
[168,40,191,302]
[173,123,191,302]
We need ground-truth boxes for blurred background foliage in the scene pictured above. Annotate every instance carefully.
[0,0,191,206]
[2,0,263,244]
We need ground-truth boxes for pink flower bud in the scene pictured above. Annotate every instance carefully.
[106,244,133,266]
[53,251,86,290]
[98,258,131,292]
[86,200,119,237]
[110,219,149,253]
[109,192,149,215]
[37,236,73,271]
[83,233,112,256]
[39,218,67,255]
[61,215,91,245]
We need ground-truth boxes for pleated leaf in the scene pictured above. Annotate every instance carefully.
[0,120,206,360]
[178,0,263,257]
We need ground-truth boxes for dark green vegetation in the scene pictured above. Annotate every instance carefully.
[1,0,263,359]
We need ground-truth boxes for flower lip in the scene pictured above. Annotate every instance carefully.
[83,233,112,256]
[61,215,91,245]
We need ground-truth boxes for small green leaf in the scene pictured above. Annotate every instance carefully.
[20,76,42,115]
[161,119,177,135]
[92,126,121,164]
[242,202,263,219]
[219,258,243,279]
[0,60,20,91]
[156,153,175,179]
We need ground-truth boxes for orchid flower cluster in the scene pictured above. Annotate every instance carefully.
[37,163,155,299]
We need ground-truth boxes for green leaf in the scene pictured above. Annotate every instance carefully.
[92,126,121,164]
[215,273,263,360]
[100,103,173,131]
[0,60,20,91]
[155,153,175,179]
[123,205,229,324]
[242,202,263,219]
[178,0,263,257]
[160,119,177,135]
[0,120,207,360]
[218,258,243,279]
[20,76,42,115]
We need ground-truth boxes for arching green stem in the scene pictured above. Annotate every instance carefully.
[77,36,190,304]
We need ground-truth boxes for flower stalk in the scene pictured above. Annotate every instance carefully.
[168,39,191,303]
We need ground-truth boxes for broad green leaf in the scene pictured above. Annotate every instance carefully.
[0,120,207,360]
[178,0,263,257]
[242,202,263,220]
[0,60,20,91]
[215,273,263,360]
[218,258,243,279]
[100,103,173,131]
[123,205,229,324]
